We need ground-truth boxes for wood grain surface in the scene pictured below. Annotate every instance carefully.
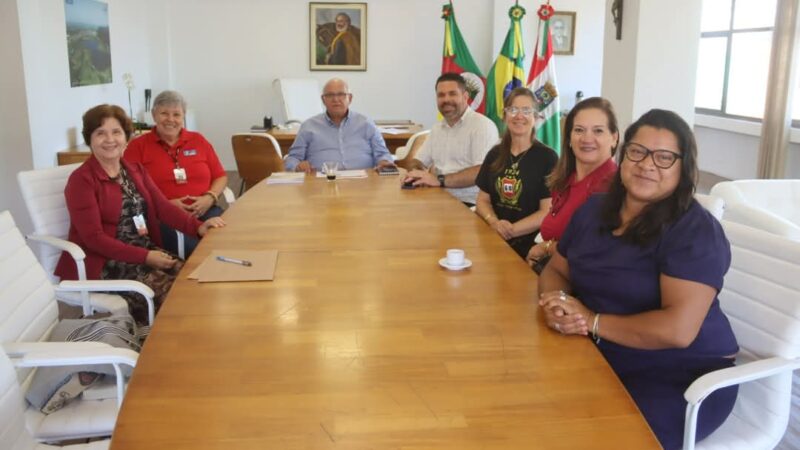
[110,173,659,449]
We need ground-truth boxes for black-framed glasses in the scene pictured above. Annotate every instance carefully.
[322,92,349,100]
[503,106,535,117]
[623,142,683,169]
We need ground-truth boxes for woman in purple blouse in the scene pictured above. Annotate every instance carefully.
[537,109,738,450]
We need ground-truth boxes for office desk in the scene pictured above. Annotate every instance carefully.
[110,175,658,449]
[268,124,423,156]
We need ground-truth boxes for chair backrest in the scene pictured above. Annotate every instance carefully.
[711,180,800,241]
[0,350,37,450]
[694,193,724,221]
[231,133,285,192]
[705,220,800,448]
[0,211,59,382]
[273,78,323,124]
[17,164,80,281]
[395,130,430,170]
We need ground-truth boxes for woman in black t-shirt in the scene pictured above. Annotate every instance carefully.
[475,87,558,259]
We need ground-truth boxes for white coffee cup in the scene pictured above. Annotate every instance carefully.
[446,249,465,266]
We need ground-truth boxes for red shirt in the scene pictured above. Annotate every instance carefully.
[539,158,617,241]
[54,157,202,280]
[124,128,225,200]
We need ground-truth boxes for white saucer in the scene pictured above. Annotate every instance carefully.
[438,258,472,271]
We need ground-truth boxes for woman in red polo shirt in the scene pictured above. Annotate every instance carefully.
[124,90,228,258]
[526,97,619,272]
[56,104,225,323]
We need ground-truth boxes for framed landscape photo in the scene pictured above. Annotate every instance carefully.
[551,11,576,56]
[310,2,367,71]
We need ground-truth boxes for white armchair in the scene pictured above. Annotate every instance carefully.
[0,345,134,449]
[683,221,800,449]
[0,210,146,442]
[17,164,154,323]
[710,180,800,241]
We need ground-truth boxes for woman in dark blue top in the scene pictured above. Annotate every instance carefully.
[537,109,738,450]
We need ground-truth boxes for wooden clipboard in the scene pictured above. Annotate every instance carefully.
[188,250,278,283]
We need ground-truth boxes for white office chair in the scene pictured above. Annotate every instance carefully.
[17,164,137,319]
[393,129,430,162]
[682,220,800,449]
[273,78,323,125]
[694,193,724,221]
[0,346,136,449]
[0,210,145,442]
[710,180,800,241]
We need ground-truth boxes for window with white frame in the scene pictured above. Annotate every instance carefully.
[694,0,778,121]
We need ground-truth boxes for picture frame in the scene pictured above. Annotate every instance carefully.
[309,2,367,71]
[551,11,576,56]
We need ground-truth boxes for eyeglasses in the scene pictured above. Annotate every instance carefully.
[503,106,535,117]
[322,92,349,100]
[622,142,683,169]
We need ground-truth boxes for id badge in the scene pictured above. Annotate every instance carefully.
[133,214,148,236]
[173,167,187,184]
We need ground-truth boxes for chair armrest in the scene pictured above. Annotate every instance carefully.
[27,234,87,279]
[2,341,109,358]
[57,280,155,325]
[682,356,800,450]
[3,344,138,410]
[684,356,800,405]
[723,203,800,240]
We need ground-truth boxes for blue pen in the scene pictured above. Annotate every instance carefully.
[216,256,252,267]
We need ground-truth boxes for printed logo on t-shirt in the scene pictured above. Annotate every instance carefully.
[183,149,197,156]
[495,164,523,210]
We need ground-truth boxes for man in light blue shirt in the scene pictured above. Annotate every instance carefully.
[284,78,395,173]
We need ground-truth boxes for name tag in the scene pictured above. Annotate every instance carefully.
[183,149,197,156]
[173,167,188,184]
[133,214,148,236]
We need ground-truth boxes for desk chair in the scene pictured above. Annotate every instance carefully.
[394,130,430,170]
[683,221,800,449]
[0,210,144,442]
[232,133,285,195]
[17,164,146,320]
[0,347,136,449]
[710,180,800,241]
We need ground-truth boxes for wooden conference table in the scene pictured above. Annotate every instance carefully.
[110,174,658,449]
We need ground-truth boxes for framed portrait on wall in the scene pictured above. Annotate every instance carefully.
[309,2,367,71]
[551,11,576,56]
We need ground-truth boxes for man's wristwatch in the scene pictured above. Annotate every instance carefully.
[437,174,446,188]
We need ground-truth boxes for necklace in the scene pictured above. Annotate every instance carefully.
[509,148,529,169]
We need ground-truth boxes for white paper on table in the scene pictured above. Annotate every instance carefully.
[314,169,368,179]
[377,127,408,135]
[266,172,305,184]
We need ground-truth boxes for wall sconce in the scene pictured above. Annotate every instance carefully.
[611,0,623,40]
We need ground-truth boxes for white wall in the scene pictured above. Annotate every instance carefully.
[161,0,495,169]
[602,0,702,131]
[17,0,156,169]
[1,0,34,233]
[492,0,606,111]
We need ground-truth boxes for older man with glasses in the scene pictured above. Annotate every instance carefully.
[284,78,394,173]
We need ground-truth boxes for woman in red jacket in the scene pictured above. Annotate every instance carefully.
[55,104,225,323]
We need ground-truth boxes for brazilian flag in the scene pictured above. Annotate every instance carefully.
[486,5,527,131]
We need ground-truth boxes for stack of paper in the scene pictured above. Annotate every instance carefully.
[314,169,368,179]
[266,172,305,185]
[188,250,278,283]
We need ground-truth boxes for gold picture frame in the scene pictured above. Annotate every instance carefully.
[551,11,576,56]
[309,2,367,71]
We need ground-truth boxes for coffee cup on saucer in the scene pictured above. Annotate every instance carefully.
[439,248,472,271]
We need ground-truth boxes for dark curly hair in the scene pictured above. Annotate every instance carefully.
[599,109,698,246]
